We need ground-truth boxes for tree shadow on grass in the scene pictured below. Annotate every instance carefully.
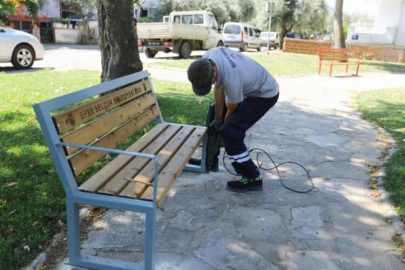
[0,67,54,74]
[361,60,405,74]
[153,55,202,61]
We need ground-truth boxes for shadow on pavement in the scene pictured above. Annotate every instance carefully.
[44,44,100,51]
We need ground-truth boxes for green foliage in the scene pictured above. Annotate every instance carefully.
[63,0,97,17]
[295,0,329,37]
[343,25,348,40]
[25,0,39,19]
[238,0,256,22]
[138,16,155,23]
[0,0,38,24]
[251,0,329,40]
[0,1,16,23]
[357,89,405,217]
[156,0,256,25]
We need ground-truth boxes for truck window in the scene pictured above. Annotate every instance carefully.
[244,27,248,36]
[173,15,181,23]
[208,14,217,30]
[224,25,241,34]
[194,14,204,24]
[249,28,253,37]
[182,15,193,24]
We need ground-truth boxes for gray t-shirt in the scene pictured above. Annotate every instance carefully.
[204,47,279,104]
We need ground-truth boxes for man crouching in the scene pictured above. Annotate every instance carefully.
[187,47,279,192]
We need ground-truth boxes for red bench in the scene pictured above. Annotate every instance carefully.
[318,47,362,77]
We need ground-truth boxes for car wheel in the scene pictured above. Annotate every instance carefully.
[239,43,247,52]
[216,41,224,47]
[145,48,157,58]
[12,45,35,69]
[179,41,191,59]
[257,45,262,52]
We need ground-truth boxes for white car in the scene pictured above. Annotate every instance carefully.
[223,22,262,52]
[260,32,279,49]
[0,27,44,69]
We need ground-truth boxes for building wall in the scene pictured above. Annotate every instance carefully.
[375,0,402,28]
[53,28,82,44]
[395,1,405,46]
[347,0,405,46]
[283,38,405,63]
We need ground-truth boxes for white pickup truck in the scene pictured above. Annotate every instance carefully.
[138,11,224,59]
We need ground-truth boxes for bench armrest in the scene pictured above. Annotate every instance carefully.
[56,142,160,204]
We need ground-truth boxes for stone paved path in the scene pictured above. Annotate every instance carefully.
[58,72,405,270]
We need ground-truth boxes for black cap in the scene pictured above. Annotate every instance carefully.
[187,59,213,96]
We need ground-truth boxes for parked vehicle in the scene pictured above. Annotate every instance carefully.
[138,11,224,59]
[223,22,262,52]
[260,32,279,49]
[0,27,44,69]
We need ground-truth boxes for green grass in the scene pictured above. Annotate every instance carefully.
[357,89,405,216]
[150,51,405,76]
[0,70,209,270]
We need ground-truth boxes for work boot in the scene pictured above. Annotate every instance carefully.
[226,175,263,193]
[188,157,219,172]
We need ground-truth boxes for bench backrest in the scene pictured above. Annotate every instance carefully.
[318,47,349,62]
[33,71,161,193]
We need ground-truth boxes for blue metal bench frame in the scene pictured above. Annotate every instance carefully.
[33,70,208,270]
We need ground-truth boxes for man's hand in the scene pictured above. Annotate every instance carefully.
[210,117,223,132]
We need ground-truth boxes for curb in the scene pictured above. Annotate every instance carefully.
[25,206,94,270]
[374,126,405,243]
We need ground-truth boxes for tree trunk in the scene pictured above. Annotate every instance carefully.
[98,0,143,82]
[81,14,90,44]
[279,28,287,49]
[279,24,293,50]
[333,0,345,48]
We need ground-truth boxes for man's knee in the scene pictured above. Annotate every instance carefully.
[220,124,241,143]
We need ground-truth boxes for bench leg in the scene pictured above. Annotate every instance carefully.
[144,208,156,270]
[346,64,349,74]
[318,62,322,75]
[329,64,333,77]
[356,64,360,76]
[184,135,208,173]
[66,198,81,265]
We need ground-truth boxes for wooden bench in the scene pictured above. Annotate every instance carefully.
[33,70,208,270]
[318,47,362,77]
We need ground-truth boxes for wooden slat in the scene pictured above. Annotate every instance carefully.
[79,124,169,192]
[139,127,206,206]
[53,80,151,134]
[69,106,159,176]
[118,126,196,199]
[62,93,156,155]
[98,125,183,195]
[320,51,348,62]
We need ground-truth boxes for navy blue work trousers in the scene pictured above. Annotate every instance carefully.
[209,93,279,179]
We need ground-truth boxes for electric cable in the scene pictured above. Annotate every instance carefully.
[222,148,315,193]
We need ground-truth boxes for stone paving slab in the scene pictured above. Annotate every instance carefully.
[57,71,405,270]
